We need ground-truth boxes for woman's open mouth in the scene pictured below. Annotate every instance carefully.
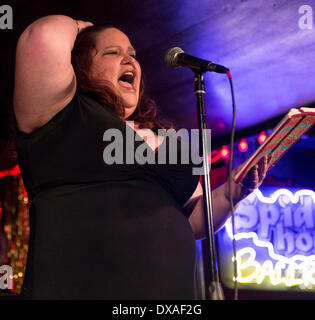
[118,71,136,92]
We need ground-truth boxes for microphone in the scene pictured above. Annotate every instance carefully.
[165,47,229,74]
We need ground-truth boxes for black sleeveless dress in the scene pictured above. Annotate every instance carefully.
[17,89,201,299]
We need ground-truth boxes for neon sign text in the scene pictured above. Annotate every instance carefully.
[235,247,315,287]
[224,188,315,288]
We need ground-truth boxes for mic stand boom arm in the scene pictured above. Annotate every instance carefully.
[193,71,224,300]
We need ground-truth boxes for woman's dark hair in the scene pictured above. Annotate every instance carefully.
[71,24,173,130]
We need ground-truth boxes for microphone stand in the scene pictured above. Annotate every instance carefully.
[193,71,224,300]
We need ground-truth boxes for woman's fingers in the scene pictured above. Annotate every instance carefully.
[258,155,268,182]
[76,20,94,33]
[241,155,270,190]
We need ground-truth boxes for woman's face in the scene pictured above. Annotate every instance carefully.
[89,28,141,118]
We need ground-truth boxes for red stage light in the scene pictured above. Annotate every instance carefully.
[258,131,267,144]
[238,138,248,152]
[209,150,222,164]
[220,145,230,159]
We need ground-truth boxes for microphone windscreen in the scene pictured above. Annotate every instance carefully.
[164,47,184,67]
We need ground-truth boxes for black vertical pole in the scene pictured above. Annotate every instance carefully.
[193,71,224,300]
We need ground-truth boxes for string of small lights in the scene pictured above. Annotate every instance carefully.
[0,173,30,294]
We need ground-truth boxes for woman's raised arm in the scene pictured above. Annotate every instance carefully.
[14,15,92,133]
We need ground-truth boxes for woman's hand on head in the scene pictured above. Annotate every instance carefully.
[75,20,94,33]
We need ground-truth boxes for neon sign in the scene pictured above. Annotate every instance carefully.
[218,188,315,291]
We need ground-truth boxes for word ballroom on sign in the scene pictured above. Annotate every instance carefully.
[0,5,13,29]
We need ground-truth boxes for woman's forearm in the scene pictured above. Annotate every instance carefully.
[212,180,247,231]
[188,180,249,239]
[188,157,269,240]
